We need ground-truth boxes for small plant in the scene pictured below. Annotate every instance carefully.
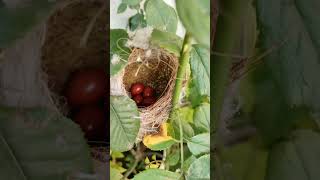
[110,0,210,179]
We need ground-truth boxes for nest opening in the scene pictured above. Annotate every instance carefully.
[123,48,176,102]
[41,0,107,113]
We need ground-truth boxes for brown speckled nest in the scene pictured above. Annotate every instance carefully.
[122,48,178,142]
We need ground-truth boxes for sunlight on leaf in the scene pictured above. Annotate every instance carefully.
[143,123,176,151]
[145,0,178,33]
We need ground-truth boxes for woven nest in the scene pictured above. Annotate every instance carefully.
[40,0,108,162]
[41,0,107,114]
[121,48,178,142]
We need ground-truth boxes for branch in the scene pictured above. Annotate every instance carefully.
[122,144,145,180]
[170,33,192,112]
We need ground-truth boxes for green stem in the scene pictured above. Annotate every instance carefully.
[171,33,192,112]
[178,113,184,175]
[165,33,191,173]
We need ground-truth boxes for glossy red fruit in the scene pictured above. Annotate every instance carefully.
[130,83,144,96]
[142,96,156,107]
[73,106,106,141]
[143,86,155,97]
[133,94,143,105]
[66,68,107,107]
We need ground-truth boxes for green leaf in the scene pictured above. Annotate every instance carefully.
[133,169,181,180]
[193,103,210,133]
[110,167,123,180]
[170,110,195,141]
[256,0,320,112]
[220,139,268,180]
[266,130,320,180]
[186,154,210,180]
[183,155,197,173]
[111,151,125,159]
[110,29,131,76]
[0,0,56,48]
[122,0,141,6]
[145,157,150,164]
[117,3,127,14]
[242,65,311,144]
[110,96,140,152]
[150,29,183,56]
[166,148,180,166]
[151,154,157,161]
[129,13,147,31]
[176,0,210,47]
[110,161,127,173]
[176,106,194,123]
[145,0,178,33]
[144,137,175,151]
[187,133,210,156]
[187,78,209,107]
[190,44,210,97]
[0,107,94,179]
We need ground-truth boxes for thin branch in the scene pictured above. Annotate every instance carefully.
[122,144,145,180]
[122,158,139,179]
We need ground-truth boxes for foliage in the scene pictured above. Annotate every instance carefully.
[133,169,181,180]
[0,0,56,48]
[185,154,210,180]
[110,96,140,152]
[266,130,320,180]
[111,0,210,178]
[145,0,178,33]
[0,107,94,179]
[150,29,183,56]
[110,29,130,75]
[176,0,210,48]
[213,0,320,180]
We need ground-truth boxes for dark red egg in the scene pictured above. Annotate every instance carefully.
[73,106,106,141]
[66,68,107,107]
[130,83,144,96]
[142,96,156,107]
[133,94,143,105]
[143,86,155,97]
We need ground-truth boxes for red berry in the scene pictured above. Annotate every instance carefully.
[130,83,144,96]
[143,86,155,97]
[142,96,156,107]
[133,95,143,105]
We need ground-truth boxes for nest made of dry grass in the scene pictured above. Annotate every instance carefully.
[121,48,178,142]
[40,0,108,163]
[41,0,107,114]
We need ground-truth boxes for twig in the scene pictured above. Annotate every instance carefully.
[122,144,145,179]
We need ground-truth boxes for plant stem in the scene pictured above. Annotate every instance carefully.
[123,158,139,180]
[122,144,144,180]
[178,112,184,175]
[170,33,193,111]
[166,33,192,174]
